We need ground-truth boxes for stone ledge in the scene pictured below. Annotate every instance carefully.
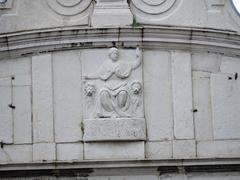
[0,158,240,177]
[1,158,240,170]
[83,118,146,142]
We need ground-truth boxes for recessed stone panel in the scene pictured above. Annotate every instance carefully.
[193,71,213,141]
[171,51,194,140]
[32,54,54,143]
[0,85,13,144]
[53,51,82,143]
[211,73,240,139]
[144,50,173,141]
[13,86,32,144]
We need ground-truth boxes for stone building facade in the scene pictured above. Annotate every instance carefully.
[0,0,240,179]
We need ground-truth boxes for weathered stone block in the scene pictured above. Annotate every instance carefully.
[146,141,172,159]
[197,140,240,158]
[220,56,240,74]
[193,71,213,141]
[83,118,146,142]
[32,54,54,143]
[57,143,83,161]
[0,57,30,74]
[53,51,82,142]
[33,143,56,162]
[0,145,32,163]
[84,142,145,160]
[0,86,13,143]
[0,77,11,86]
[171,51,194,139]
[144,51,173,141]
[0,57,31,85]
[13,86,32,143]
[192,53,221,73]
[211,73,240,139]
[173,140,196,159]
[12,74,31,86]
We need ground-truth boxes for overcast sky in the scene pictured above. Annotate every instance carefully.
[233,0,240,13]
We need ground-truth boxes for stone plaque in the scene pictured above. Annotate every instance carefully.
[82,47,146,142]
[83,118,146,142]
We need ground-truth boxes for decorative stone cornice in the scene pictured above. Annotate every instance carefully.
[0,26,239,60]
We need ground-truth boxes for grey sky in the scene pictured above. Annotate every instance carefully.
[233,0,240,13]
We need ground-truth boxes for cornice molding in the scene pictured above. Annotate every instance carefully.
[0,158,240,177]
[0,26,240,60]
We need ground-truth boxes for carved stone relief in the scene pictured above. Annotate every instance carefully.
[83,47,143,119]
[0,0,13,9]
[82,48,146,142]
[130,0,181,23]
[0,0,15,18]
[43,0,92,22]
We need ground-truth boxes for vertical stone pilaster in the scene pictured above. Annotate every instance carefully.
[32,54,54,143]
[171,51,194,140]
[0,78,12,144]
[53,51,82,143]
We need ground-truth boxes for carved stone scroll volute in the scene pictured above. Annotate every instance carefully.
[82,47,146,142]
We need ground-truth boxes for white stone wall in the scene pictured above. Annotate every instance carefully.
[0,49,240,163]
[0,0,240,33]
[0,0,240,179]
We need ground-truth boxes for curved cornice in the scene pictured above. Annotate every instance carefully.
[0,26,239,60]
